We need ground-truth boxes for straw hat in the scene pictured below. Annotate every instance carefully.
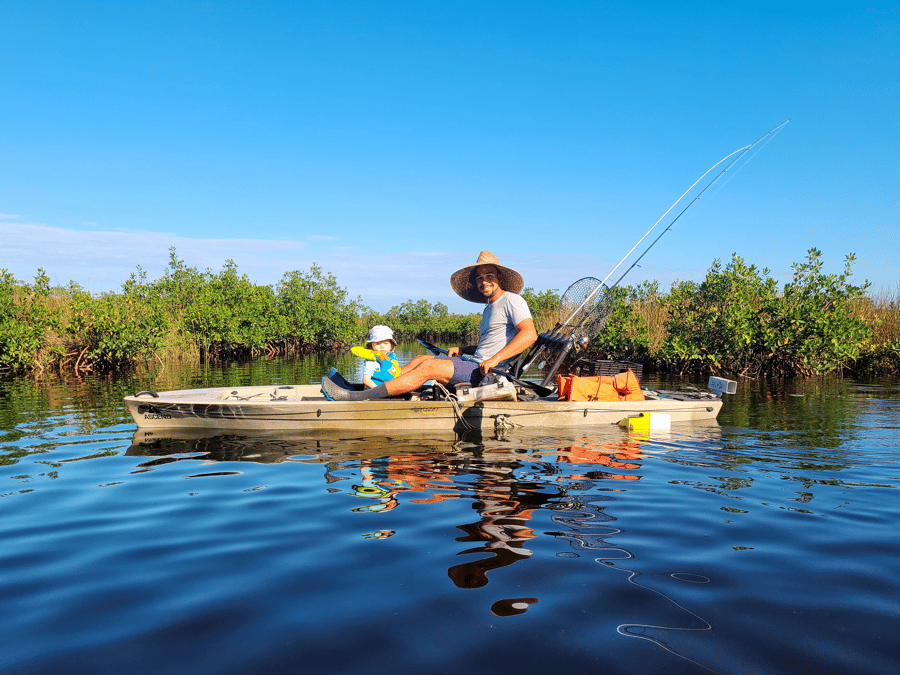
[450,251,524,304]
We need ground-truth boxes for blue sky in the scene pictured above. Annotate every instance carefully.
[2,1,897,313]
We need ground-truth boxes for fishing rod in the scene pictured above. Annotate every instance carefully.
[599,119,791,299]
[518,120,790,379]
[565,119,790,334]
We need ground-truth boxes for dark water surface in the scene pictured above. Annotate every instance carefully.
[2,353,899,674]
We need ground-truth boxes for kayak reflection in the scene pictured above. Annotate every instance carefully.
[127,427,477,464]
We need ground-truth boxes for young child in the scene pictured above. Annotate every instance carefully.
[354,325,402,389]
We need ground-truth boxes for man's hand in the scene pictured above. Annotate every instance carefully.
[447,347,460,357]
[479,354,501,376]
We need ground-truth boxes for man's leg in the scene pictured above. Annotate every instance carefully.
[403,354,436,370]
[385,357,455,397]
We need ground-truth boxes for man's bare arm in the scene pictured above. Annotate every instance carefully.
[479,318,537,375]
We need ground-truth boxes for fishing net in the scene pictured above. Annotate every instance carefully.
[515,277,615,383]
[557,277,614,344]
[569,285,614,344]
[558,277,603,333]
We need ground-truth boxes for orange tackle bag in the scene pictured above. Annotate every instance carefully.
[612,368,645,401]
[557,368,645,402]
[557,374,620,402]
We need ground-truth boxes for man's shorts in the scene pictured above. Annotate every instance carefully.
[436,356,484,388]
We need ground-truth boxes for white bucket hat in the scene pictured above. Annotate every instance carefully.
[366,325,396,347]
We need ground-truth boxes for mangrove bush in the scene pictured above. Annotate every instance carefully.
[1,248,897,378]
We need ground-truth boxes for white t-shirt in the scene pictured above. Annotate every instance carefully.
[472,292,532,369]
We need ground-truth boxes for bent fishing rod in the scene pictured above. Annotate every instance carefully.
[518,119,790,376]
[568,120,789,332]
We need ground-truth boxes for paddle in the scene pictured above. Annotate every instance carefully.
[417,339,554,398]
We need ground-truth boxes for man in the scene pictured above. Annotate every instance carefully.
[323,251,537,401]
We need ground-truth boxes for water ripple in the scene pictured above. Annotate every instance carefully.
[2,374,899,673]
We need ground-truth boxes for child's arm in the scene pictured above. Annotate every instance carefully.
[361,355,378,388]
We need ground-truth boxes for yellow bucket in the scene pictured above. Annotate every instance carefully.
[618,412,671,433]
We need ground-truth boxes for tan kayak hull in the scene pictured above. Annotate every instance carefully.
[125,384,723,432]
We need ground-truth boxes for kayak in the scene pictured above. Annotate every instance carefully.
[124,378,731,433]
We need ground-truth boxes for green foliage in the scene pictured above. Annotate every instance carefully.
[180,260,280,357]
[854,337,900,376]
[521,287,560,333]
[624,280,661,301]
[0,269,61,372]
[0,248,894,378]
[66,286,168,369]
[368,299,479,344]
[276,264,366,351]
[660,249,871,376]
[661,255,778,374]
[4,250,372,372]
[765,250,871,375]
[383,299,445,338]
[589,286,651,361]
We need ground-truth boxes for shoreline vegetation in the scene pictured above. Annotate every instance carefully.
[2,248,898,379]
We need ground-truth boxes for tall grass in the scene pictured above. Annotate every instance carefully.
[848,288,900,375]
[852,289,900,345]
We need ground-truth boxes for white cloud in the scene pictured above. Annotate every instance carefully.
[0,221,703,313]
[1,221,309,289]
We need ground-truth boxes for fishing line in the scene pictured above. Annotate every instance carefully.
[700,121,790,204]
[607,146,755,288]
[550,148,748,337]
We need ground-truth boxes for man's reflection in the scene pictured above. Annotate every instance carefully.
[342,439,645,594]
[447,479,543,589]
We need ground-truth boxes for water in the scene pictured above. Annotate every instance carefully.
[2,354,899,674]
